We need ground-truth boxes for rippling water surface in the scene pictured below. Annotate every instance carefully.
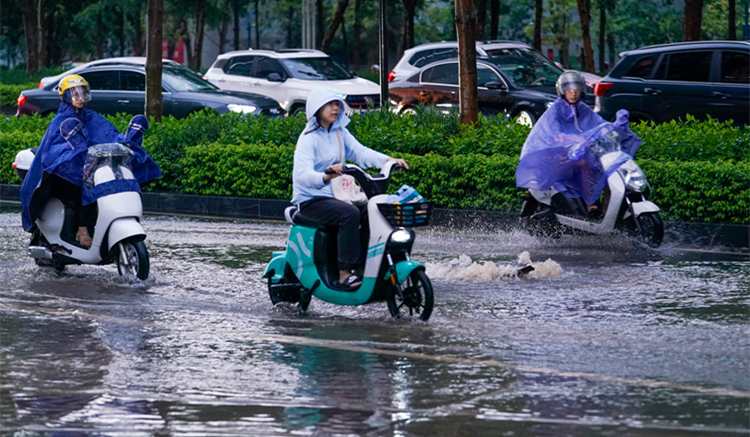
[1,205,748,436]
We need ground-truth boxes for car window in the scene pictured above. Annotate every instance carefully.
[721,51,750,84]
[162,65,218,92]
[254,57,286,79]
[81,71,119,91]
[485,48,562,88]
[653,51,713,82]
[477,65,501,86]
[225,56,256,76]
[280,57,353,80]
[121,71,145,91]
[623,55,657,78]
[421,63,458,85]
[411,48,460,68]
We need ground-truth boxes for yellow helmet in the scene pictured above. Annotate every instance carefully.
[58,74,91,105]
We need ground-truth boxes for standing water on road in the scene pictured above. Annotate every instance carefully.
[1,204,748,436]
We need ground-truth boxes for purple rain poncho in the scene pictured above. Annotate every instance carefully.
[515,98,642,205]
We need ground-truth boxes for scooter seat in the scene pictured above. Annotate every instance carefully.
[285,206,330,230]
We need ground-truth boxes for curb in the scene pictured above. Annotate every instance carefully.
[2,184,748,251]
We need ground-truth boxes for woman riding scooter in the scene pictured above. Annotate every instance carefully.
[515,71,641,218]
[20,74,161,247]
[292,88,408,290]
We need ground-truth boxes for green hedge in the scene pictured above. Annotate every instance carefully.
[0,83,37,107]
[179,142,749,224]
[1,111,748,224]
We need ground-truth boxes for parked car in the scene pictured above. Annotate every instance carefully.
[388,40,600,87]
[594,41,750,124]
[204,49,380,117]
[389,55,593,126]
[17,57,286,119]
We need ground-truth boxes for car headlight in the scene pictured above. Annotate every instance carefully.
[618,162,649,193]
[227,104,258,114]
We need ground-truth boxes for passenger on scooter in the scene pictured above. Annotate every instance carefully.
[292,88,408,290]
[20,74,161,247]
[515,71,641,218]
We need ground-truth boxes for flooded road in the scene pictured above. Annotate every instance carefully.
[1,204,748,436]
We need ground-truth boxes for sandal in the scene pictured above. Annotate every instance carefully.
[338,274,362,291]
[76,229,93,247]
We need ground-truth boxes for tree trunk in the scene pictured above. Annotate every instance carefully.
[146,0,164,122]
[683,0,704,41]
[533,0,542,51]
[191,0,206,71]
[316,0,324,48]
[728,0,736,40]
[476,0,487,40]
[352,0,363,70]
[455,0,478,125]
[219,19,229,54]
[133,9,145,56]
[576,0,595,73]
[598,3,605,72]
[402,0,418,52]
[119,8,126,56]
[607,33,615,72]
[255,0,260,49]
[21,0,39,73]
[287,6,294,47]
[37,0,46,68]
[321,0,350,53]
[233,6,241,50]
[96,16,105,59]
[490,0,499,40]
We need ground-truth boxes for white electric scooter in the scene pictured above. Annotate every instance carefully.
[520,132,664,247]
[14,143,150,279]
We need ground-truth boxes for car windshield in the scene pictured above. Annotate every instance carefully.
[281,57,353,80]
[484,48,563,88]
[162,65,218,92]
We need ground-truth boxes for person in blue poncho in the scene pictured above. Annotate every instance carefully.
[20,74,161,246]
[515,71,641,218]
[292,88,408,290]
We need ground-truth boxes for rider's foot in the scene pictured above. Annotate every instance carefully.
[338,270,362,290]
[76,227,93,247]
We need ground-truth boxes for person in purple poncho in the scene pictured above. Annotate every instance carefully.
[515,71,642,218]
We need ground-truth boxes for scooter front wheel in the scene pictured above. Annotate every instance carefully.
[631,212,664,248]
[387,270,434,321]
[116,239,149,280]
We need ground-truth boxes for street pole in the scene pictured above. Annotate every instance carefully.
[379,0,388,109]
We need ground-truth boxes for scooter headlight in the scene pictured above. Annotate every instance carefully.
[618,162,649,193]
[387,229,415,249]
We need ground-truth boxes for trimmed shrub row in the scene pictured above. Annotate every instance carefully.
[181,142,749,224]
[0,83,37,107]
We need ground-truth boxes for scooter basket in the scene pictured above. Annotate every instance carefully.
[377,202,433,227]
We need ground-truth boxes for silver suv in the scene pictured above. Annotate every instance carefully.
[205,49,380,117]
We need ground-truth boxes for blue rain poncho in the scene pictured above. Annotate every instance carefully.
[20,103,161,231]
[515,98,641,205]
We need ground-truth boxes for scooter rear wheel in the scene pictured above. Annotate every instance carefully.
[387,270,434,321]
[116,239,149,280]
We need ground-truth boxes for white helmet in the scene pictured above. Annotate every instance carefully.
[555,71,586,102]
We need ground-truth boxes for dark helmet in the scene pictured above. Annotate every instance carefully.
[58,74,92,106]
[555,71,586,101]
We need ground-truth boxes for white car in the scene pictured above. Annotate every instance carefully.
[205,49,381,117]
[388,40,600,86]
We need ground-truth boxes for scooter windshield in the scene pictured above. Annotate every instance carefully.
[82,143,141,205]
[516,101,633,205]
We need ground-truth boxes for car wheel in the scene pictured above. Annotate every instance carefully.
[291,105,306,118]
[400,106,417,116]
[515,110,536,127]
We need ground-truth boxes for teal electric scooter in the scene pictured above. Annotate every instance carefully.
[262,161,434,321]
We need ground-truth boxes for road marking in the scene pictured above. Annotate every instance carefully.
[5,304,750,399]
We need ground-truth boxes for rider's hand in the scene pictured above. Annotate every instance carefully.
[323,164,343,182]
[387,157,409,170]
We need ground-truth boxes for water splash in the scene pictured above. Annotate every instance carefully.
[425,251,562,281]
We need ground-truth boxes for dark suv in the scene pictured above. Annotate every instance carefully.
[594,41,749,125]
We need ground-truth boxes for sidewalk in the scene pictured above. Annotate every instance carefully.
[2,183,747,252]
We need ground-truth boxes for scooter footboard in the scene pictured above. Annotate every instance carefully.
[262,252,287,280]
[107,218,146,252]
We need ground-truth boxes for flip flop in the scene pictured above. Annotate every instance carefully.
[338,274,362,291]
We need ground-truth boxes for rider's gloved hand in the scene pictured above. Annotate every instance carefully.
[125,115,149,147]
[614,109,630,127]
[60,118,87,150]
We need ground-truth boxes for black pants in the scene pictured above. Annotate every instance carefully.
[48,175,97,228]
[299,197,368,271]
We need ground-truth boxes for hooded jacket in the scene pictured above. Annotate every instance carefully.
[292,88,389,205]
[20,102,161,232]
